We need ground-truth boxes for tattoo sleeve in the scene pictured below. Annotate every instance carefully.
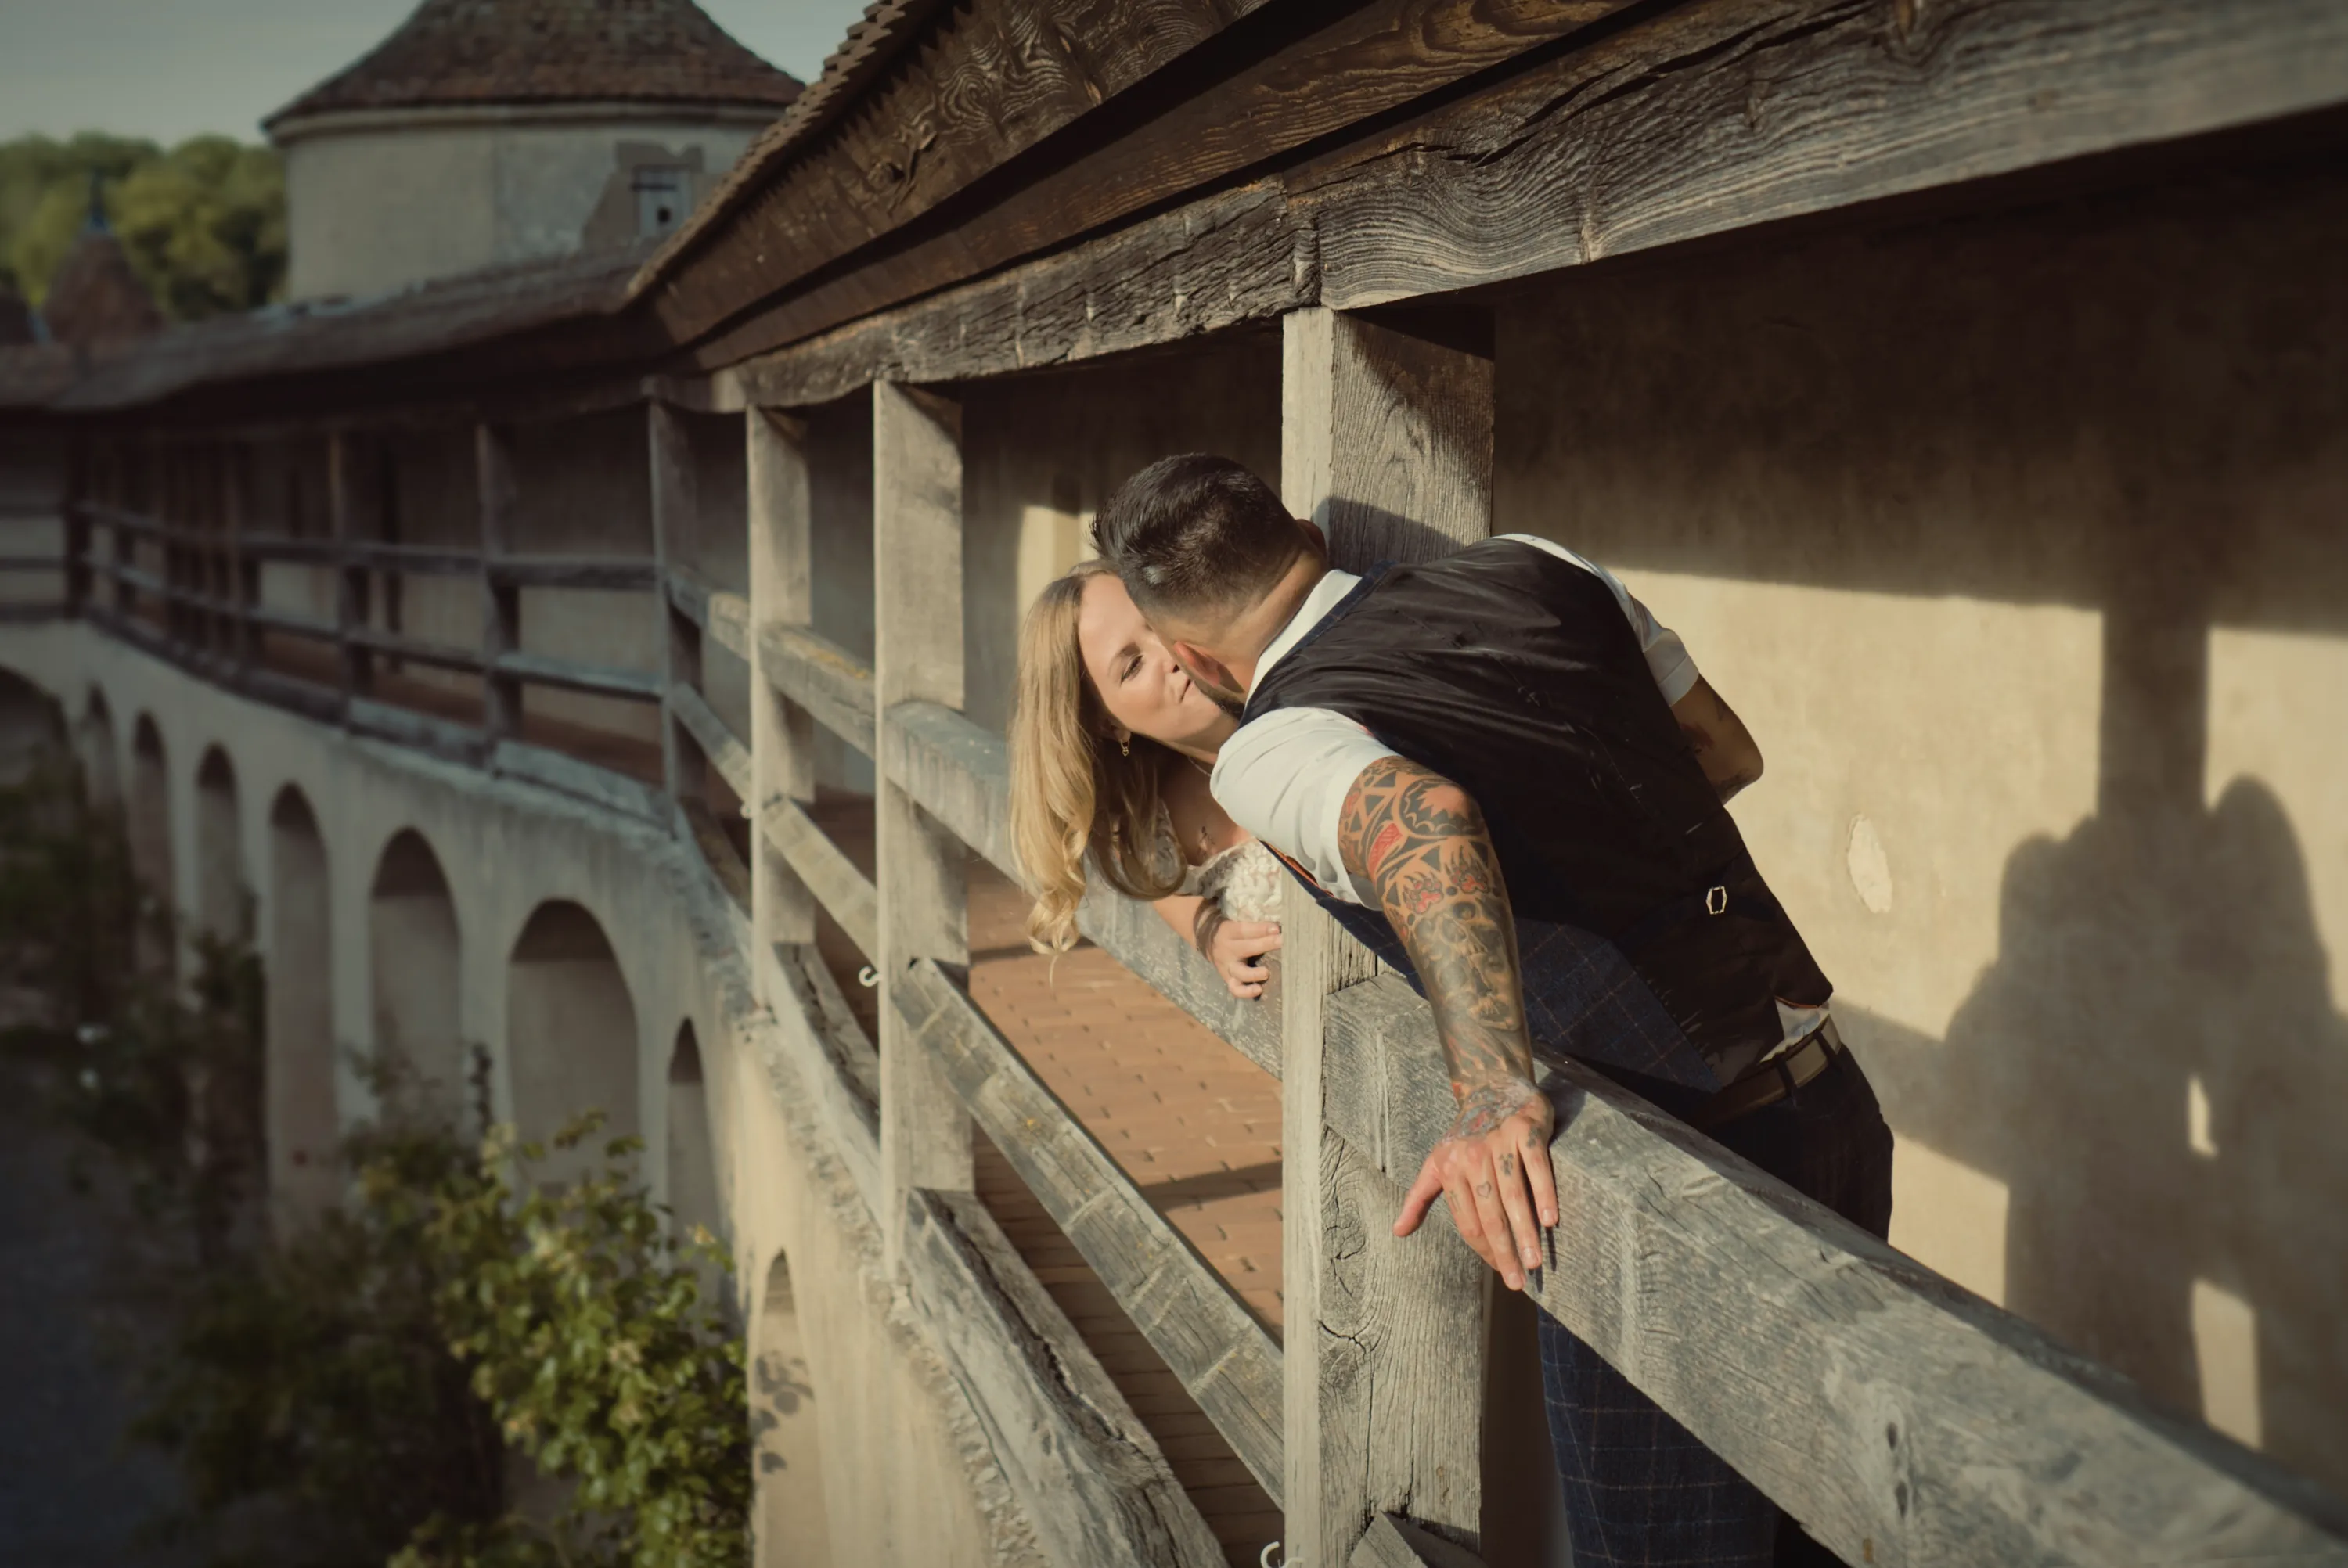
[1338,757,1536,1104]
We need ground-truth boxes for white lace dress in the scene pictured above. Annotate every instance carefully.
[1165,814,1287,923]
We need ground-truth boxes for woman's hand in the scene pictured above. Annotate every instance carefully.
[1202,915,1282,999]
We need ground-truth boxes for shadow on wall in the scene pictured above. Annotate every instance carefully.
[1486,150,2348,1487]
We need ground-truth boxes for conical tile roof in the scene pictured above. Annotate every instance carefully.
[41,233,164,347]
[266,0,801,128]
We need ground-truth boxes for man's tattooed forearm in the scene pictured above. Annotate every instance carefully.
[1340,757,1535,1099]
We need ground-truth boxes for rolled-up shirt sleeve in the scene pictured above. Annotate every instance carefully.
[1208,707,1392,908]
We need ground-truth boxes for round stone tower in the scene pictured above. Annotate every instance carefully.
[265,0,801,303]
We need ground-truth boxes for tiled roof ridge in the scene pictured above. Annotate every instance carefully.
[629,0,949,299]
[265,0,804,128]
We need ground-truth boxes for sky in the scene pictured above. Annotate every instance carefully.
[0,0,876,146]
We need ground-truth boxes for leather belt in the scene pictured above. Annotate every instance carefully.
[1690,1016,1844,1131]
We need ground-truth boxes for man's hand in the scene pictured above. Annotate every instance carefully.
[1395,1076,1558,1291]
[1338,755,1556,1289]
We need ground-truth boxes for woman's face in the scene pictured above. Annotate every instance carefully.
[1075,571,1234,758]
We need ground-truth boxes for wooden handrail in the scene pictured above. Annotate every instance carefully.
[758,620,876,757]
[883,698,1280,1076]
[756,795,879,960]
[1320,970,2348,1565]
[893,956,1286,1506]
[485,553,659,591]
[344,624,484,673]
[491,650,663,703]
[665,568,751,662]
[668,682,753,800]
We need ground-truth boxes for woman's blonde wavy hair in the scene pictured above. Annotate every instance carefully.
[1011,560,1186,955]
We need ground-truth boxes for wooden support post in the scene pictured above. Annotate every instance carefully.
[110,446,135,618]
[327,431,376,703]
[873,379,971,1267]
[221,443,254,678]
[1280,304,1496,1566]
[650,400,702,811]
[475,424,522,743]
[747,407,820,984]
[63,431,90,617]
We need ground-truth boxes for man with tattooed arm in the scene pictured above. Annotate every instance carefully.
[1094,454,1892,1568]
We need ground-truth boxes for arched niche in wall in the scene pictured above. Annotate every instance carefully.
[666,1023,721,1244]
[127,714,173,970]
[506,899,637,1181]
[752,1249,833,1568]
[368,829,464,1117]
[0,667,61,786]
[194,746,247,942]
[77,689,119,812]
[267,786,338,1228]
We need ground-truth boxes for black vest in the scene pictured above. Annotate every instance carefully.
[1244,539,1831,1074]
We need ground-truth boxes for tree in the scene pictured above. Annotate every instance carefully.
[0,131,286,320]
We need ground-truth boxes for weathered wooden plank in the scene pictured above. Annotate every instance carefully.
[482,554,658,591]
[1353,1512,1489,1568]
[1280,304,1496,1568]
[893,956,1285,1508]
[0,554,63,572]
[230,533,344,566]
[342,624,483,674]
[492,650,664,703]
[78,502,167,538]
[668,681,753,803]
[1320,973,2348,1568]
[1295,0,2348,311]
[349,540,481,578]
[245,602,338,642]
[680,797,752,912]
[643,0,1231,347]
[475,425,522,742]
[745,407,820,991]
[489,738,669,825]
[660,0,1636,363]
[757,794,880,963]
[326,429,375,700]
[345,696,484,763]
[902,1186,1229,1568]
[770,940,881,1124]
[881,696,1282,1077]
[758,620,877,757]
[873,379,974,1264]
[664,567,751,662]
[241,664,344,725]
[720,183,1307,402]
[649,399,700,809]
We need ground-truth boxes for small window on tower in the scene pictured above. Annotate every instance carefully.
[634,166,690,239]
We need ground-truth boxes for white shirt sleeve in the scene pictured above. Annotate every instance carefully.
[1213,542,1700,907]
[1210,707,1391,906]
[1493,534,1699,703]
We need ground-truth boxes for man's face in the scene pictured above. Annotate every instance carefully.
[1144,607,1251,715]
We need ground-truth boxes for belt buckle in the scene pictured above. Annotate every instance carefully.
[1705,884,1728,915]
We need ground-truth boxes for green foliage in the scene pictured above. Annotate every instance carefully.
[0,131,286,317]
[0,752,750,1567]
[409,1116,751,1568]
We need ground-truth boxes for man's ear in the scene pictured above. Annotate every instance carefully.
[1171,641,1248,706]
[1298,516,1328,556]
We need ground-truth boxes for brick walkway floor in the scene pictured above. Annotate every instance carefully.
[807,794,1286,1565]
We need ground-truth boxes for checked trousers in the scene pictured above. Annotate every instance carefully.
[1536,1047,1895,1567]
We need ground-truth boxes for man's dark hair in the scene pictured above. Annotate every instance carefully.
[1093,454,1302,620]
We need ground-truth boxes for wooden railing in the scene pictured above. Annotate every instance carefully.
[41,365,2348,1568]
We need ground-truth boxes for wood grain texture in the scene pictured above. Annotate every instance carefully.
[654,0,1633,361]
[1280,303,1496,1567]
[1319,973,2348,1567]
[709,178,1307,392]
[873,379,975,1265]
[902,1186,1230,1568]
[747,407,820,970]
[758,620,878,757]
[758,793,880,963]
[894,955,1286,1508]
[641,0,1232,347]
[1295,0,2348,309]
[669,681,753,802]
[880,697,1281,1076]
[770,940,882,1124]
[666,569,751,662]
[1353,1512,1489,1568]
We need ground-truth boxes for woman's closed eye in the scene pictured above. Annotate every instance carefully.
[1119,650,1144,682]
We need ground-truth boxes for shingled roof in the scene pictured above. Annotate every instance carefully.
[265,0,803,128]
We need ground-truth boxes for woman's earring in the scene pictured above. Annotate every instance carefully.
[1118,736,1132,758]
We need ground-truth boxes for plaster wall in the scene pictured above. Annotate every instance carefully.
[1492,159,2348,1487]
[960,340,1281,734]
[281,110,769,302]
[3,620,1039,1566]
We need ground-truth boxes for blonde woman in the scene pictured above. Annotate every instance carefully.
[1011,560,1285,998]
